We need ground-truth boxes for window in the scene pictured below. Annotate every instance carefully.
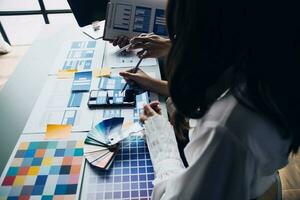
[0,0,74,45]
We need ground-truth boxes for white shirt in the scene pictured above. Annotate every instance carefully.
[144,93,291,200]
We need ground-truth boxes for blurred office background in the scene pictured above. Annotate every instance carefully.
[0,0,78,89]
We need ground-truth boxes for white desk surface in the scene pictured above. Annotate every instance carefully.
[0,23,166,174]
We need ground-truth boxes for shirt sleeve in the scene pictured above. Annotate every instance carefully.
[144,115,185,184]
[151,122,256,200]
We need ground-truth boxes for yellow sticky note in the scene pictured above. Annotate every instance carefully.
[100,67,111,77]
[45,124,72,139]
[94,67,111,77]
[57,69,77,79]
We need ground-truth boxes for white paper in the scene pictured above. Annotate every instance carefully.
[49,39,106,75]
[23,76,95,133]
[104,0,168,40]
[102,42,157,68]
[93,108,134,127]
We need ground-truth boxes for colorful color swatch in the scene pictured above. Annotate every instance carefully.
[84,118,124,169]
[81,136,155,199]
[0,134,85,200]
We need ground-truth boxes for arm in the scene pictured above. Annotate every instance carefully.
[119,69,170,97]
[128,33,171,59]
[111,33,171,59]
[142,105,254,200]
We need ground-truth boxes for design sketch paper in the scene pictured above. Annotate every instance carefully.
[23,76,96,133]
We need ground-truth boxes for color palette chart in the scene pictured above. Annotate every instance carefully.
[0,134,86,200]
[81,136,154,200]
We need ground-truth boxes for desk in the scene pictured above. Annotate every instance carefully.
[0,24,167,176]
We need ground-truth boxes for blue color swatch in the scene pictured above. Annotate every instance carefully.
[72,71,92,92]
[68,92,84,107]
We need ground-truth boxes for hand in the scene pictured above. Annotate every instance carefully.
[140,101,162,122]
[110,35,130,48]
[119,68,155,90]
[128,33,171,58]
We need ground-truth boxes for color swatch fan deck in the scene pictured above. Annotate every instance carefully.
[84,117,123,169]
[84,117,144,169]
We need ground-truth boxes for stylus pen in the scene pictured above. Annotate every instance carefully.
[115,43,131,54]
[121,50,148,93]
[115,42,148,54]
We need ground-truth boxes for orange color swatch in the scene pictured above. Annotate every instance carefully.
[45,124,72,139]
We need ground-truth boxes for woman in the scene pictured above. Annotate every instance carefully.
[140,0,300,199]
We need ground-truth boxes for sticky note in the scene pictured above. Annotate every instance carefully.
[45,124,72,139]
[100,67,111,77]
[57,69,77,79]
[94,67,111,77]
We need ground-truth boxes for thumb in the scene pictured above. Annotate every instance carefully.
[144,104,156,116]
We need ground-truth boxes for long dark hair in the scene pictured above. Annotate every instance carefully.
[166,0,300,153]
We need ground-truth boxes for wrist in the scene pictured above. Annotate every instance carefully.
[150,79,169,97]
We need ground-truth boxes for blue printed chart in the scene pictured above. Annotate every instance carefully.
[72,71,92,92]
[23,76,94,133]
[81,136,155,200]
[49,40,105,75]
[153,9,168,36]
[133,7,152,33]
[113,4,133,31]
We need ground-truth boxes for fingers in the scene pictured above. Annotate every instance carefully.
[112,38,119,46]
[128,42,153,51]
[137,49,153,58]
[130,37,153,45]
[140,114,148,123]
[143,104,156,117]
[120,36,129,48]
[112,36,129,48]
[119,71,138,82]
[139,103,159,123]
[149,101,161,115]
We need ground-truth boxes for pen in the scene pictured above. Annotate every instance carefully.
[121,50,148,93]
[115,41,149,54]
[115,43,131,54]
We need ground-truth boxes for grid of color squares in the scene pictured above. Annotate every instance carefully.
[84,136,154,200]
[0,139,84,200]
